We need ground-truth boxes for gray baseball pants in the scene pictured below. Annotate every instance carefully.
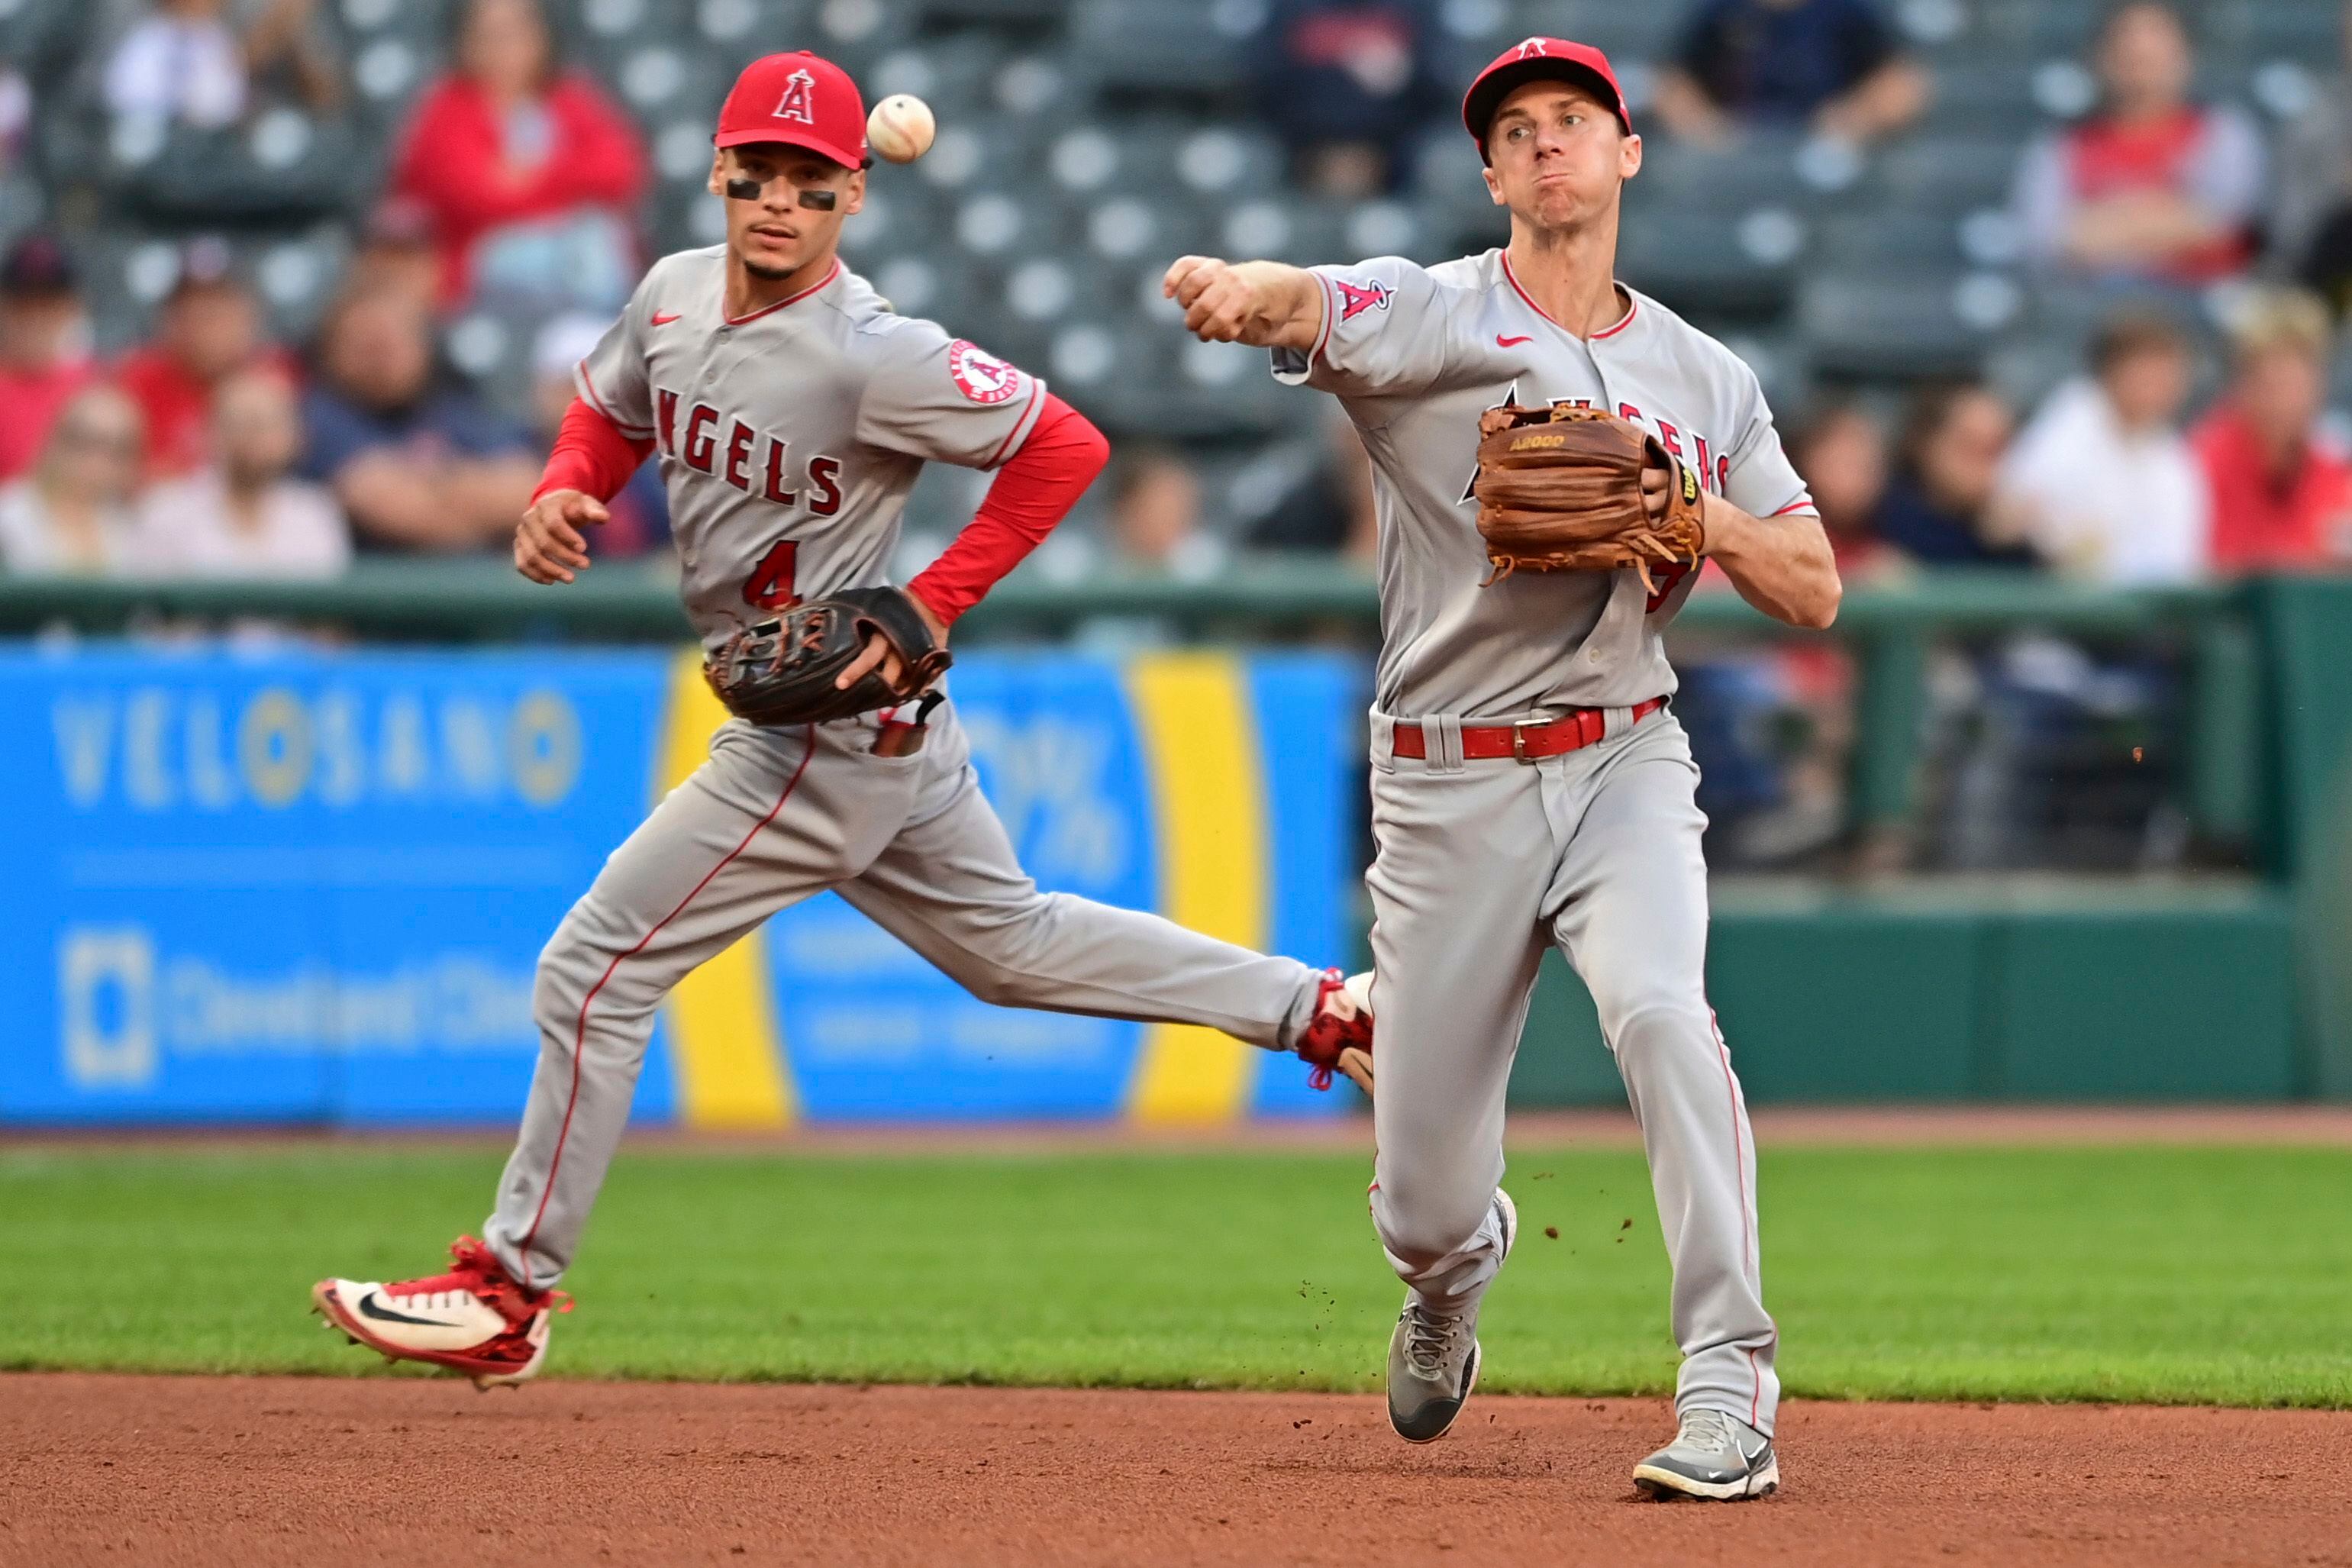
[482,702,1324,1291]
[1363,705,1779,1435]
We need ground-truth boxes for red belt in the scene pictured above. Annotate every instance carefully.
[1392,697,1665,763]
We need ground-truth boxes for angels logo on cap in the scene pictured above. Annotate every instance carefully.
[1334,278,1392,322]
[1515,37,1548,58]
[774,69,817,125]
[716,51,867,167]
[949,340,1023,405]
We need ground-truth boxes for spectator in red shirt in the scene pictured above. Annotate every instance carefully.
[2192,289,2352,573]
[114,240,297,481]
[2012,2,2264,286]
[389,0,647,311]
[0,236,96,483]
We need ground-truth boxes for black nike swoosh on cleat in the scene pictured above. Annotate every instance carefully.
[356,1293,460,1328]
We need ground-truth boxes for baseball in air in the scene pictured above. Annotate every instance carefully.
[867,95,936,164]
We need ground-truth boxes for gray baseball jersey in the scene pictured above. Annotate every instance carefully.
[1279,248,1794,1437]
[576,247,1047,647]
[1272,250,1813,718]
[472,249,1335,1294]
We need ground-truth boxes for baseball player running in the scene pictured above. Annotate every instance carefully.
[1166,38,1838,1500]
[311,50,1374,1386]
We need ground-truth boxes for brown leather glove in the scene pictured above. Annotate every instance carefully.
[703,586,951,728]
[1471,404,1706,595]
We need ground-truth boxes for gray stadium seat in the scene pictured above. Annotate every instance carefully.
[1876,134,2027,214]
[687,0,812,63]
[1631,134,1840,217]
[1817,208,1967,269]
[912,0,1064,25]
[579,0,694,41]
[2206,0,2344,60]
[0,173,46,250]
[1970,0,2105,56]
[1533,0,1685,63]
[1618,205,1807,320]
[1069,0,1253,99]
[1798,269,2018,380]
[867,37,1008,120]
[1920,60,2047,134]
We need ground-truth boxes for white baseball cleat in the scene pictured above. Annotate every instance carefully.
[311,1235,569,1390]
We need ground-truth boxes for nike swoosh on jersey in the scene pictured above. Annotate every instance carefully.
[1496,334,1534,347]
[651,311,682,325]
[357,1292,462,1328]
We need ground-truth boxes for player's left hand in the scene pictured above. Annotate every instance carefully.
[834,589,949,694]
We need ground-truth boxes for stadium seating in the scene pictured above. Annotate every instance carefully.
[3,0,2343,541]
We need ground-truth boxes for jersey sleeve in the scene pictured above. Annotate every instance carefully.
[1720,365,1815,521]
[573,282,657,440]
[854,317,1048,469]
[1270,256,1463,402]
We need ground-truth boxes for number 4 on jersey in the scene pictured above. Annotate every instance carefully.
[744,540,799,610]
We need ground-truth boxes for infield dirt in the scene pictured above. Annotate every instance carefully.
[5,1373,2347,1567]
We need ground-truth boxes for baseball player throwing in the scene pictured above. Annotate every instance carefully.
[311,50,1373,1386]
[1166,38,1838,1499]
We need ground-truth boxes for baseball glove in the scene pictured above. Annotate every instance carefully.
[1471,404,1706,594]
[703,586,951,728]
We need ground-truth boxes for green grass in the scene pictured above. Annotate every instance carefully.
[2,1142,2347,1406]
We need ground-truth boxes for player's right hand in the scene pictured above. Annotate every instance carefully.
[1163,255,1255,343]
[515,490,607,586]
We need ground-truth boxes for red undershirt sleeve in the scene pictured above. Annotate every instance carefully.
[531,396,657,506]
[907,392,1110,626]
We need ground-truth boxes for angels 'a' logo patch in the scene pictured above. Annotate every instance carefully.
[773,69,817,125]
[1334,278,1392,322]
[1515,36,1550,60]
[948,339,1023,405]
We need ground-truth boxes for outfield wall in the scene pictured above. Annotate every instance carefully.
[0,646,1355,1128]
[1510,883,2299,1108]
[3,606,2335,1127]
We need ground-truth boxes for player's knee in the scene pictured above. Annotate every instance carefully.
[1603,993,1718,1068]
[533,917,663,1058]
[943,896,1065,1008]
[1376,1185,1496,1273]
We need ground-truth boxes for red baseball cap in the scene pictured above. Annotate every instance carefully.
[715,50,869,168]
[1461,37,1631,161]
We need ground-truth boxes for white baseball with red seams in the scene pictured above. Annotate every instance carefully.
[1271,246,1802,1439]
[866,93,935,163]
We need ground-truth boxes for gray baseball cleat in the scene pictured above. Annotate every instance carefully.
[1633,1408,1780,1500]
[1386,1189,1517,1443]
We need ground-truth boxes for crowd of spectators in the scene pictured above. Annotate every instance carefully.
[5,0,2352,590]
[1767,286,2352,589]
[0,0,657,580]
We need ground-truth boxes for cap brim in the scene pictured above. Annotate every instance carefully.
[1464,59,1628,152]
[713,127,865,167]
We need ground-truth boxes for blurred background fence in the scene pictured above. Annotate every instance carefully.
[10,0,2352,1119]
[8,563,2352,1118]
